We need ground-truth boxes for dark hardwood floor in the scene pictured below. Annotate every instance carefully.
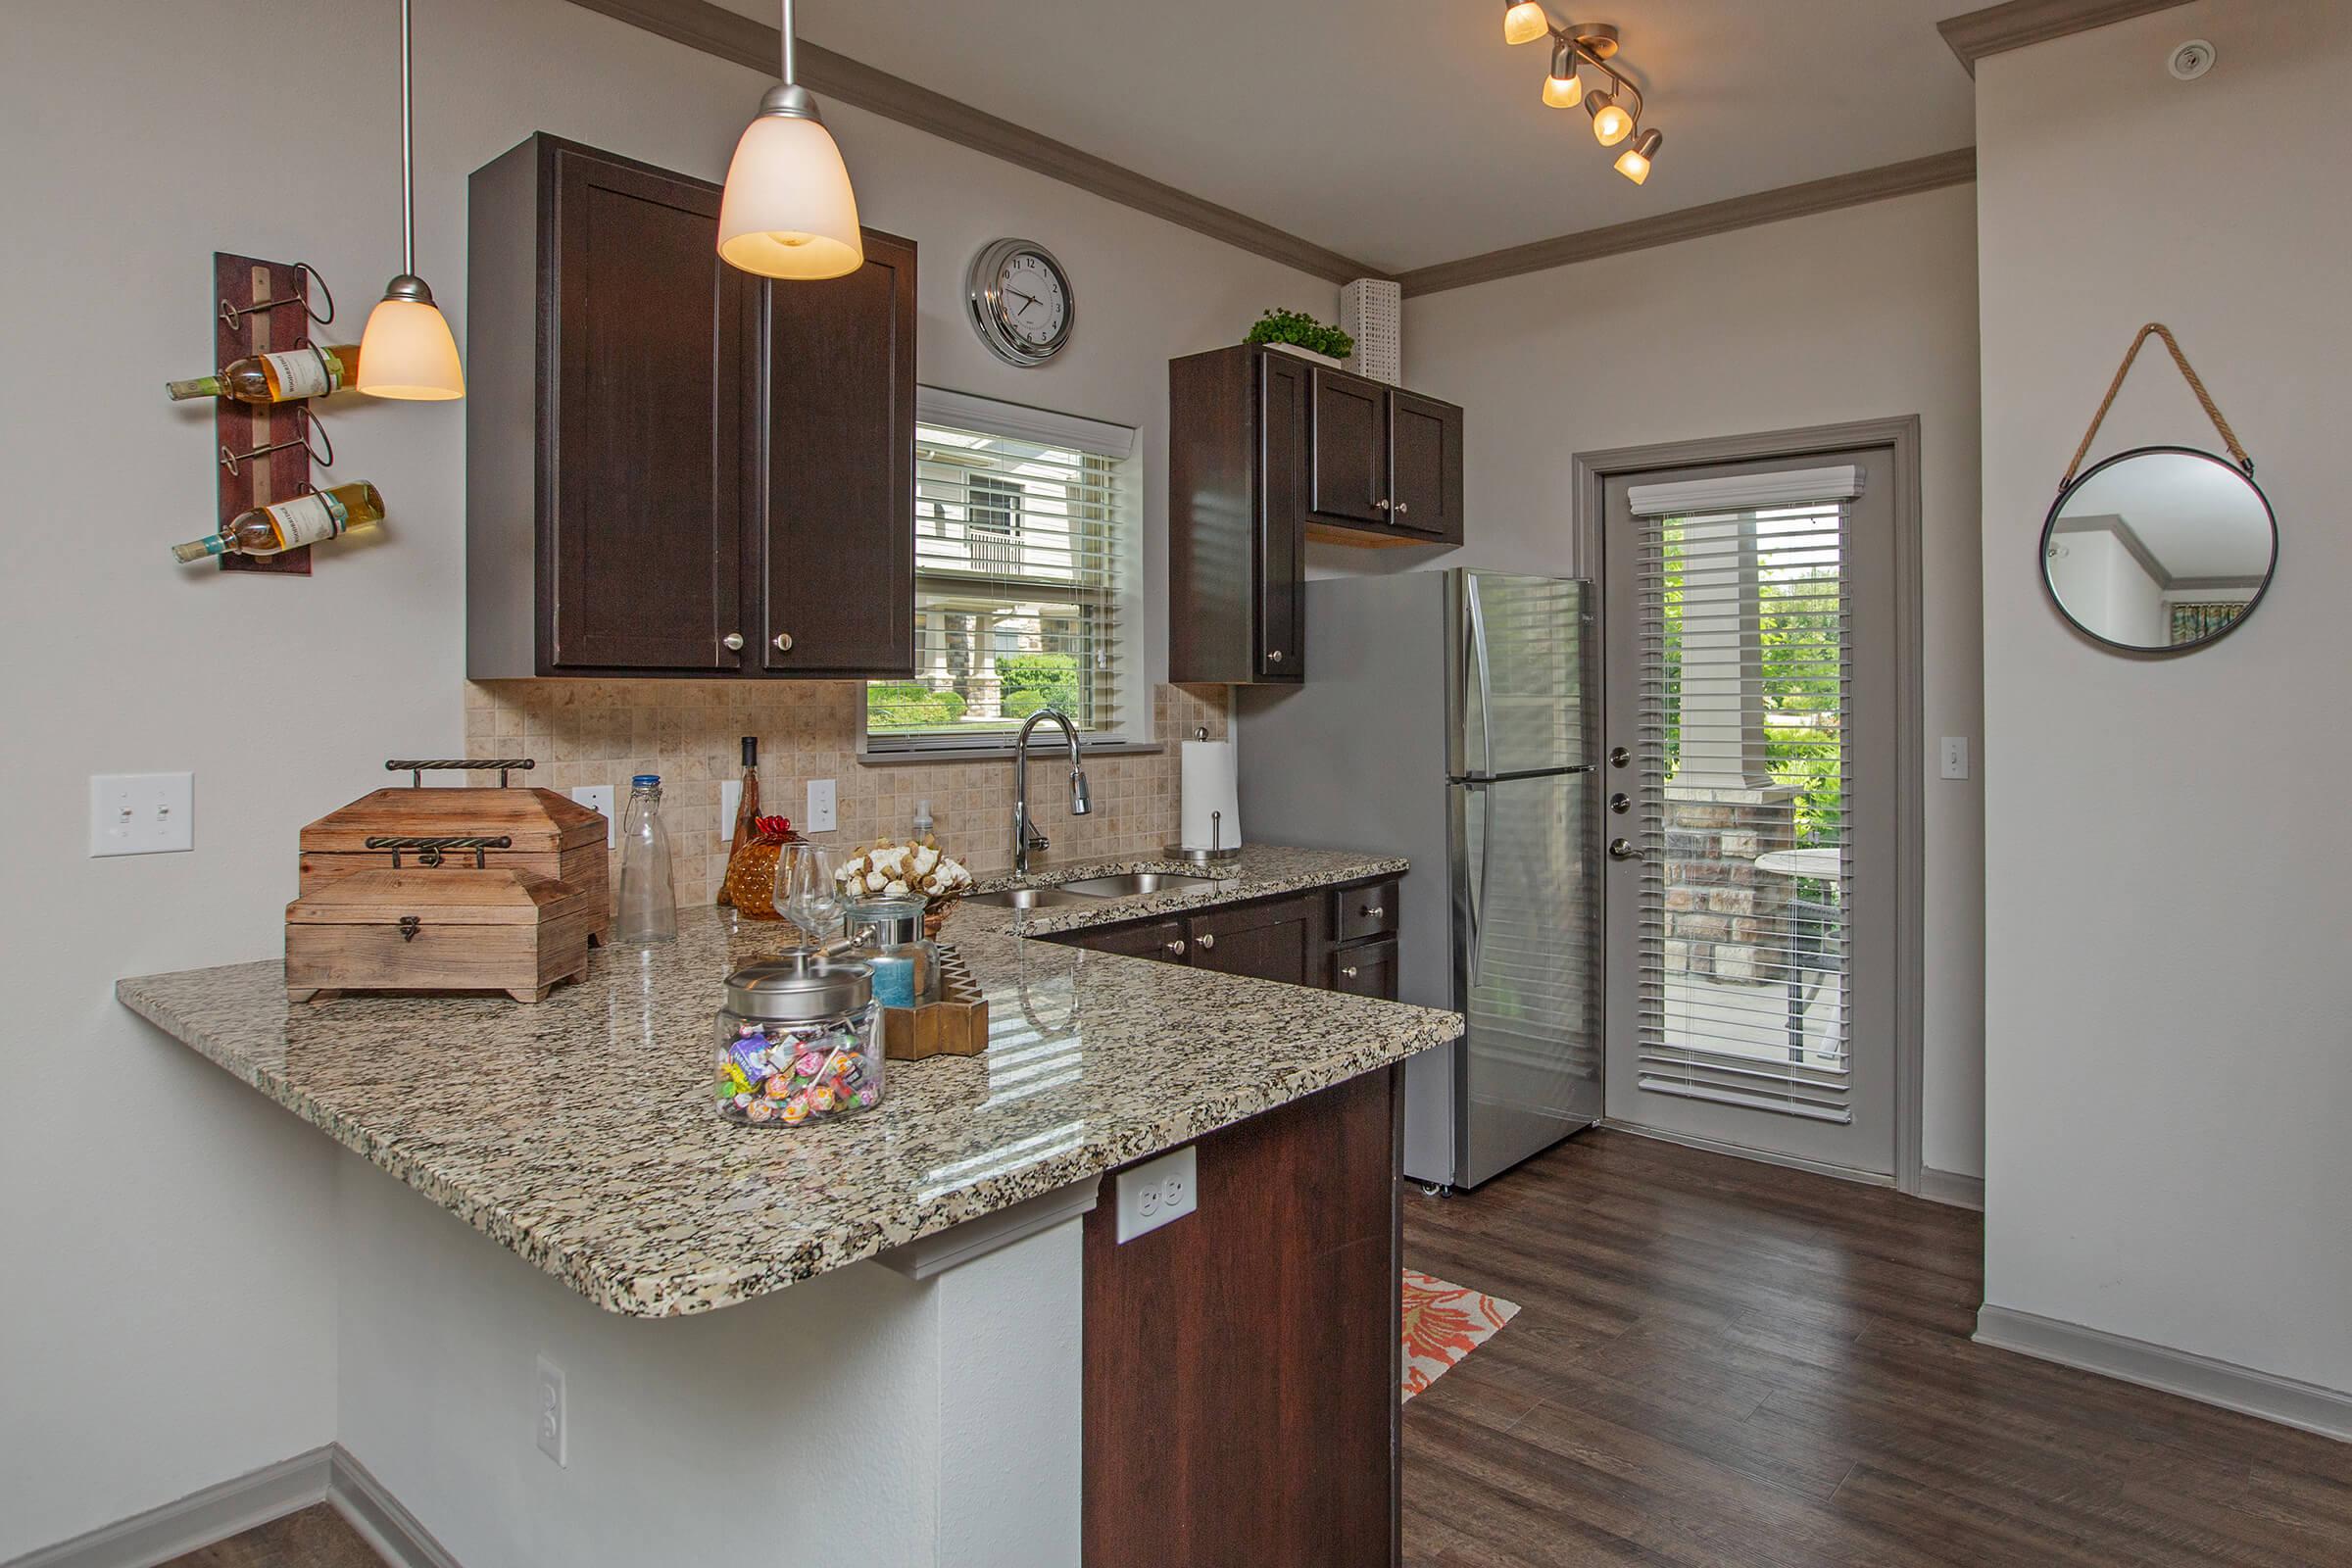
[1401,1129,2352,1567]
[160,1504,384,1568]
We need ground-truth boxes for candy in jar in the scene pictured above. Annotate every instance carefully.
[712,948,884,1128]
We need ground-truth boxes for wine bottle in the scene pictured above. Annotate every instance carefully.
[167,344,361,404]
[717,736,761,906]
[171,480,385,563]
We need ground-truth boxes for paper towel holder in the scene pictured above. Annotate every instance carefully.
[1163,808,1243,865]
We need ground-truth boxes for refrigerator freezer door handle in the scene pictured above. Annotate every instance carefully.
[1464,780,1492,984]
[1465,574,1496,780]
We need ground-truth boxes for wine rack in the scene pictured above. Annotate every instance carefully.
[211,252,331,574]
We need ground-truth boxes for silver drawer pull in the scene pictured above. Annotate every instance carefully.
[1341,964,1358,980]
[1197,932,1216,951]
[1395,502,1409,515]
[1374,498,1393,512]
[1267,650,1284,663]
[772,632,794,652]
[722,632,745,652]
[1360,904,1385,919]
[1164,939,1187,956]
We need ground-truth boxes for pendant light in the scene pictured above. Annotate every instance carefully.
[1614,128,1663,185]
[1502,1,1549,47]
[1586,90,1635,146]
[717,0,863,280]
[1542,40,1581,108]
[357,0,464,401]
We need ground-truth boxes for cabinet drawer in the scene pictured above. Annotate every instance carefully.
[1333,879,1398,945]
[1189,893,1319,986]
[1330,938,1397,1000]
[1061,919,1189,962]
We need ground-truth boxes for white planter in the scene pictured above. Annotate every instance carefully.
[1257,340,1345,369]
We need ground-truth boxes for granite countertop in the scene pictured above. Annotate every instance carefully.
[117,846,1455,1318]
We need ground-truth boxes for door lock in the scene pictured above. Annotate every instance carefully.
[1609,792,1631,814]
[1608,837,1643,861]
[1608,746,1631,768]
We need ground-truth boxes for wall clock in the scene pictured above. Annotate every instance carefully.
[966,238,1073,367]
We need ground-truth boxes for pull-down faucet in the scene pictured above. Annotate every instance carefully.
[1012,709,1090,876]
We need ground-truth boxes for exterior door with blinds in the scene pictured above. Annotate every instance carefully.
[1599,449,1896,1176]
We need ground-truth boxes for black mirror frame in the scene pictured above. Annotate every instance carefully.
[2039,443,2278,657]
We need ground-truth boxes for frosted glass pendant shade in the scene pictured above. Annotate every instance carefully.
[717,112,863,280]
[1502,2,1548,46]
[357,291,465,400]
[1591,100,1634,146]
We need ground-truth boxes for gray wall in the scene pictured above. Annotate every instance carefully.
[1977,1,2352,1396]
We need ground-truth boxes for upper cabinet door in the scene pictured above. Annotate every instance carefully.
[548,146,745,671]
[1307,366,1390,527]
[1388,389,1464,543]
[1256,351,1308,681]
[758,228,917,678]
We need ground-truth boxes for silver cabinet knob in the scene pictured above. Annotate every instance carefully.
[722,632,745,652]
[1341,965,1359,980]
[1374,498,1393,512]
[1395,502,1409,515]
[1197,932,1216,951]
[1361,904,1385,919]
[1267,650,1284,663]
[772,632,794,652]
[1164,939,1187,957]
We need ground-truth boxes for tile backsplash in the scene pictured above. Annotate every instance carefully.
[466,680,1228,903]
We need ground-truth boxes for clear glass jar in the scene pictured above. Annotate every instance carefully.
[615,774,677,947]
[843,895,937,1007]
[713,949,882,1127]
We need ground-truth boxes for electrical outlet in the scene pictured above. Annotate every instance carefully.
[1939,737,1970,781]
[535,1354,567,1467]
[720,779,743,833]
[1115,1145,1199,1243]
[570,785,615,847]
[88,772,193,857]
[806,778,837,833]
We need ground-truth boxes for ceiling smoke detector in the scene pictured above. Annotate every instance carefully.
[2168,39,2215,81]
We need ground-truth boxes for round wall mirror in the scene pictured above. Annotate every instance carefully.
[2040,445,2277,653]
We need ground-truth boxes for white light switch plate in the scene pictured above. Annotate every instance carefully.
[1939,737,1970,780]
[720,779,743,833]
[89,772,193,857]
[1115,1145,1198,1243]
[806,778,837,833]
[570,785,615,846]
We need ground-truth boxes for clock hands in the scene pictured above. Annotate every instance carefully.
[1005,287,1040,317]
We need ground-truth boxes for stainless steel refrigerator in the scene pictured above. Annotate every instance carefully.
[1237,569,1598,1189]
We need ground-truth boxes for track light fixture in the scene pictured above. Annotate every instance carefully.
[1510,21,1666,187]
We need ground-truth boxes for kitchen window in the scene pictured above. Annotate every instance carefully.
[861,388,1146,759]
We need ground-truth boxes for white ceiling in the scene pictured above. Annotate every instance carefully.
[2058,454,2275,579]
[714,0,1985,273]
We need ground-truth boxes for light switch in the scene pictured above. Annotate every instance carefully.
[570,785,615,846]
[89,772,194,857]
[1939,737,1970,780]
[720,779,743,833]
[806,778,837,833]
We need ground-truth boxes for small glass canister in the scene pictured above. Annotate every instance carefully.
[843,895,939,1008]
[713,948,883,1127]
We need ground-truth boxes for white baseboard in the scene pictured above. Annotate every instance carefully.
[1976,1304,2352,1444]
[1915,1164,1984,1210]
[5,1445,459,1568]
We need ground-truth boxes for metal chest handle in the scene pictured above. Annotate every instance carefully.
[365,834,514,868]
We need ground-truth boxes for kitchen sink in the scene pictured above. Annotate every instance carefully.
[966,885,1102,909]
[1054,872,1226,898]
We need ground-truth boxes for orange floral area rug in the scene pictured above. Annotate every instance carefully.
[1401,1269,1521,1401]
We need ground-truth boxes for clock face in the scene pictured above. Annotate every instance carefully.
[969,240,1073,366]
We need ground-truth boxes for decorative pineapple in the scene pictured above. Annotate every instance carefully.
[722,816,802,919]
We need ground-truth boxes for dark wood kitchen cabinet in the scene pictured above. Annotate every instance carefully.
[1047,876,1398,999]
[466,133,914,680]
[1169,346,1461,684]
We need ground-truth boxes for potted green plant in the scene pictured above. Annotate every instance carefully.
[1244,307,1355,368]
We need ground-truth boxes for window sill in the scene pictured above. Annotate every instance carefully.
[857,740,1166,767]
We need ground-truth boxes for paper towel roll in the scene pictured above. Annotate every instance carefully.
[1180,740,1242,852]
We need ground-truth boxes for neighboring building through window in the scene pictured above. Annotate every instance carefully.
[864,391,1143,754]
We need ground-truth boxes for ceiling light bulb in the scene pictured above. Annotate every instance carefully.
[718,0,864,280]
[1615,128,1663,185]
[1502,1,1548,47]
[1543,42,1579,107]
[1591,98,1634,147]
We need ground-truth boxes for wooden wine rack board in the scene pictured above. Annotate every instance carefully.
[214,253,317,574]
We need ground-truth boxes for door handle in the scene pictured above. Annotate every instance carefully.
[722,632,745,652]
[1196,932,1216,952]
[1608,837,1644,861]
[1164,938,1187,957]
[1340,964,1359,980]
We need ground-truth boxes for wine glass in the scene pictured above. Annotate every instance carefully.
[774,843,842,945]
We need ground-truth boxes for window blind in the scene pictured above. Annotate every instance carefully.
[1629,484,1855,1124]
[865,403,1140,753]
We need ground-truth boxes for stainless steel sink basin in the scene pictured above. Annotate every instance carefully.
[1054,872,1226,898]
[966,885,1102,909]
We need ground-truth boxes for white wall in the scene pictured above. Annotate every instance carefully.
[1978,1,2352,1393]
[0,0,1331,1554]
[1392,187,1987,1178]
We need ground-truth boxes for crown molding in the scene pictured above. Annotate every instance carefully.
[1394,148,1977,298]
[1937,0,2195,76]
[560,0,1381,285]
